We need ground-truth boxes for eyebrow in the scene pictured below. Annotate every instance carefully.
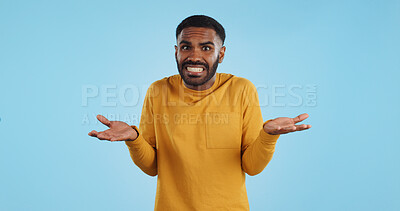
[179,40,191,45]
[200,41,215,46]
[179,40,215,46]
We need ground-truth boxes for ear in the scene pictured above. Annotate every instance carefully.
[218,46,226,63]
[174,45,178,58]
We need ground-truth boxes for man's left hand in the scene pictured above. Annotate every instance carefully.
[263,113,312,135]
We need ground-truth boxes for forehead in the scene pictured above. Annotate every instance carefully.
[177,27,221,44]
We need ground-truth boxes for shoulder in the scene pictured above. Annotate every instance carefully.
[219,73,257,92]
[147,74,181,93]
[150,74,180,87]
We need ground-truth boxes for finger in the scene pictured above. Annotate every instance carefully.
[273,124,312,135]
[294,124,312,131]
[97,114,111,127]
[110,135,129,142]
[292,113,309,124]
[108,134,119,142]
[275,125,296,134]
[97,131,112,141]
[109,135,120,142]
[108,134,126,142]
[110,137,124,142]
[88,130,98,137]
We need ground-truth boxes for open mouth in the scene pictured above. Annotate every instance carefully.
[184,65,206,77]
[186,67,204,73]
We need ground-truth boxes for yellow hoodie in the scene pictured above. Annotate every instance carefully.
[126,73,280,210]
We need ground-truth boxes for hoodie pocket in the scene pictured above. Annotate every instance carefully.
[205,112,241,149]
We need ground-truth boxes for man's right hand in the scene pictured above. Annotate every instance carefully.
[88,114,138,142]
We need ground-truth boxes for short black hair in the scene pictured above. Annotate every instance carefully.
[176,15,226,45]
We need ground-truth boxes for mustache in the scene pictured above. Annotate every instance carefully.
[181,60,209,70]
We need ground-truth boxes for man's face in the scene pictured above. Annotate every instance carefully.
[175,27,226,90]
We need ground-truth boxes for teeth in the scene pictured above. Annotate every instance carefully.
[187,67,203,73]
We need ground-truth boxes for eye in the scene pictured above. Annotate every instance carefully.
[202,46,211,51]
[181,45,190,50]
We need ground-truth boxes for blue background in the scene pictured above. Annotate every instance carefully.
[1,0,399,210]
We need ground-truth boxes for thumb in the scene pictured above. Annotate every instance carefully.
[97,114,111,127]
[292,113,309,124]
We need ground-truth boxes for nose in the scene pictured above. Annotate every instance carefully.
[187,47,202,62]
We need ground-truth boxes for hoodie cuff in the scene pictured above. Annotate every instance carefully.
[125,125,141,147]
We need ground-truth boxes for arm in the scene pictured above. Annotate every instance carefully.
[240,83,312,176]
[240,83,280,176]
[125,126,157,176]
[242,122,280,176]
[125,85,158,176]
[88,86,158,176]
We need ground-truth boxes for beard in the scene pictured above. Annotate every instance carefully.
[176,55,219,87]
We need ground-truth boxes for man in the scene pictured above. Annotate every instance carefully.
[89,15,311,210]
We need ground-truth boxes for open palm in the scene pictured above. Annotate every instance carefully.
[88,115,138,142]
[263,113,312,135]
